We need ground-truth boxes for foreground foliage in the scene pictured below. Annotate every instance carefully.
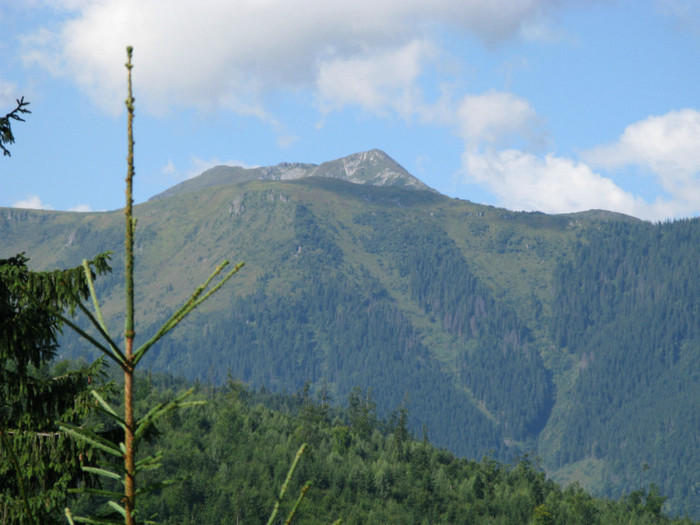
[72,375,696,525]
[1,49,245,525]
[0,253,111,524]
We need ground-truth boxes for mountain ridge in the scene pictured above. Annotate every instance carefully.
[149,149,435,202]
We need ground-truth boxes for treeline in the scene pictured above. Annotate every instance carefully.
[551,218,700,517]
[70,373,695,525]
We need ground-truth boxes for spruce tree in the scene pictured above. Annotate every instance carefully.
[0,252,111,524]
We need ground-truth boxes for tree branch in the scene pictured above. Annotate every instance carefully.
[1,97,31,157]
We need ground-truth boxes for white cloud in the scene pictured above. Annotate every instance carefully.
[584,109,700,174]
[13,194,53,210]
[316,40,435,119]
[68,204,92,212]
[160,159,177,176]
[186,157,228,180]
[461,149,675,220]
[19,0,563,116]
[456,90,543,147]
[584,109,700,217]
[276,134,299,148]
[452,97,700,221]
[656,0,700,36]
[519,20,565,43]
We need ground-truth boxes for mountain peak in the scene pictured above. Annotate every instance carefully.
[148,150,435,201]
[309,149,434,192]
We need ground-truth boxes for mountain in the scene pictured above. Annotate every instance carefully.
[148,149,434,201]
[1,150,698,518]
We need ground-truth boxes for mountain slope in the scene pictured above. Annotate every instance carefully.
[1,151,697,517]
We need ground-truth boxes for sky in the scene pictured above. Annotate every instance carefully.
[1,0,700,221]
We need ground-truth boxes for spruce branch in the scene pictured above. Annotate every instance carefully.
[0,430,39,525]
[266,443,308,525]
[16,287,125,367]
[68,488,124,499]
[81,466,123,482]
[82,258,109,333]
[1,96,31,157]
[90,390,128,432]
[71,296,126,365]
[132,260,244,365]
[134,388,204,440]
[284,481,311,525]
[58,422,124,458]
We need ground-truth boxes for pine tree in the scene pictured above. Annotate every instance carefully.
[0,252,111,524]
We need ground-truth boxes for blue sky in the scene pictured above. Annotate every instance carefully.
[1,0,699,221]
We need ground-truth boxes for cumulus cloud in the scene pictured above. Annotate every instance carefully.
[13,194,53,210]
[451,94,700,221]
[186,157,230,180]
[316,40,435,119]
[463,149,647,216]
[456,90,543,147]
[584,109,700,217]
[462,148,696,221]
[19,0,562,116]
[276,134,299,148]
[160,159,177,176]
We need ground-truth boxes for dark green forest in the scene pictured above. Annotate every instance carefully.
[69,372,696,525]
[549,219,700,516]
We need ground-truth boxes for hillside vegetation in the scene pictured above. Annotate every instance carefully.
[69,372,695,525]
[2,150,698,517]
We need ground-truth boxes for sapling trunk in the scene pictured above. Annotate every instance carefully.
[123,46,136,525]
[56,46,243,524]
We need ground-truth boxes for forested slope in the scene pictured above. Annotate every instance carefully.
[2,153,698,517]
[69,373,695,525]
[544,219,700,517]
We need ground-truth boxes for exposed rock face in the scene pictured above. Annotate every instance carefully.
[308,149,434,192]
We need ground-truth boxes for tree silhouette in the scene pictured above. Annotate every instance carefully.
[1,97,30,157]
